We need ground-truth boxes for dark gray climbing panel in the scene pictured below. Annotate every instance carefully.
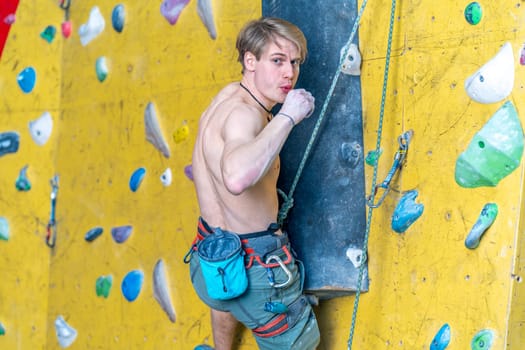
[264,0,368,298]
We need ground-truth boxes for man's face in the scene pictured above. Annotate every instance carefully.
[253,37,302,105]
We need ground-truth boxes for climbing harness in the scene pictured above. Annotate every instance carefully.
[46,175,59,248]
[367,129,414,208]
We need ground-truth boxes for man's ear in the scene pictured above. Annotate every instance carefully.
[244,52,256,72]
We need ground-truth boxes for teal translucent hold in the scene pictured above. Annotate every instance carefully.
[455,101,524,188]
[95,56,108,82]
[0,217,9,241]
[365,149,383,166]
[40,25,56,43]
[15,165,31,191]
[465,203,498,249]
[194,345,214,350]
[471,329,494,350]
[96,275,113,298]
[465,2,482,25]
[430,323,451,350]
[0,323,5,335]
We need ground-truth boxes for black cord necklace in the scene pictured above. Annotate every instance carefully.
[239,83,272,115]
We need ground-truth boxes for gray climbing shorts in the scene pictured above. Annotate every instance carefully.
[188,223,320,350]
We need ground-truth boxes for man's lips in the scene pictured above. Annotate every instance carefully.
[281,85,292,93]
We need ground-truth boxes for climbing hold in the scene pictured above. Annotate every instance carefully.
[194,345,214,350]
[391,190,424,233]
[3,14,15,25]
[96,275,113,298]
[84,227,103,242]
[54,315,77,348]
[40,25,56,43]
[520,44,525,66]
[464,2,482,25]
[145,102,171,158]
[130,167,146,192]
[430,323,451,350]
[111,4,125,33]
[61,21,72,38]
[160,168,172,186]
[0,131,20,157]
[365,149,383,166]
[95,56,109,82]
[471,329,494,350]
[455,101,524,188]
[161,0,191,25]
[340,141,361,168]
[197,0,217,39]
[464,42,514,104]
[29,111,53,146]
[345,247,365,268]
[17,66,36,93]
[173,121,189,144]
[184,164,194,181]
[78,6,105,46]
[0,217,9,241]
[465,203,498,249]
[15,165,31,191]
[153,259,176,322]
[0,322,4,335]
[122,269,144,302]
[341,43,362,76]
[111,225,132,243]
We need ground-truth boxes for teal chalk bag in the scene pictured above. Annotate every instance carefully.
[198,229,248,300]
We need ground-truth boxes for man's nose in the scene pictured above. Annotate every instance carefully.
[282,62,294,78]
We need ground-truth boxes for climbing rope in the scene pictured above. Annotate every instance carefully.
[347,0,397,348]
[277,0,370,226]
[274,0,398,347]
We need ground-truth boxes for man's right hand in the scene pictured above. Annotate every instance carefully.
[278,89,315,125]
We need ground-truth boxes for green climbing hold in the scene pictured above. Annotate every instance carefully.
[96,275,113,298]
[0,323,5,335]
[465,2,482,25]
[471,329,494,350]
[365,149,383,166]
[455,101,524,188]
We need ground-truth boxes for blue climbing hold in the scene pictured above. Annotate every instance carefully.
[17,67,36,93]
[0,132,20,157]
[112,4,125,33]
[129,167,146,192]
[391,190,424,233]
[85,227,104,242]
[194,345,214,350]
[121,270,144,302]
[465,203,498,249]
[430,323,451,350]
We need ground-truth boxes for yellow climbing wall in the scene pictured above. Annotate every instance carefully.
[336,1,525,349]
[2,0,525,349]
[0,0,62,349]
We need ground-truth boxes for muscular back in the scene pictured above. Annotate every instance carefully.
[192,83,281,234]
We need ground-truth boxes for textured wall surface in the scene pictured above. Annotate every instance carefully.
[1,0,525,349]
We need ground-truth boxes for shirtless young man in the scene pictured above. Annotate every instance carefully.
[188,17,320,350]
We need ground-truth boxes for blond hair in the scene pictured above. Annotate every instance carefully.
[236,17,307,73]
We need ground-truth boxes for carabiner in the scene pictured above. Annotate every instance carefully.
[265,255,293,288]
